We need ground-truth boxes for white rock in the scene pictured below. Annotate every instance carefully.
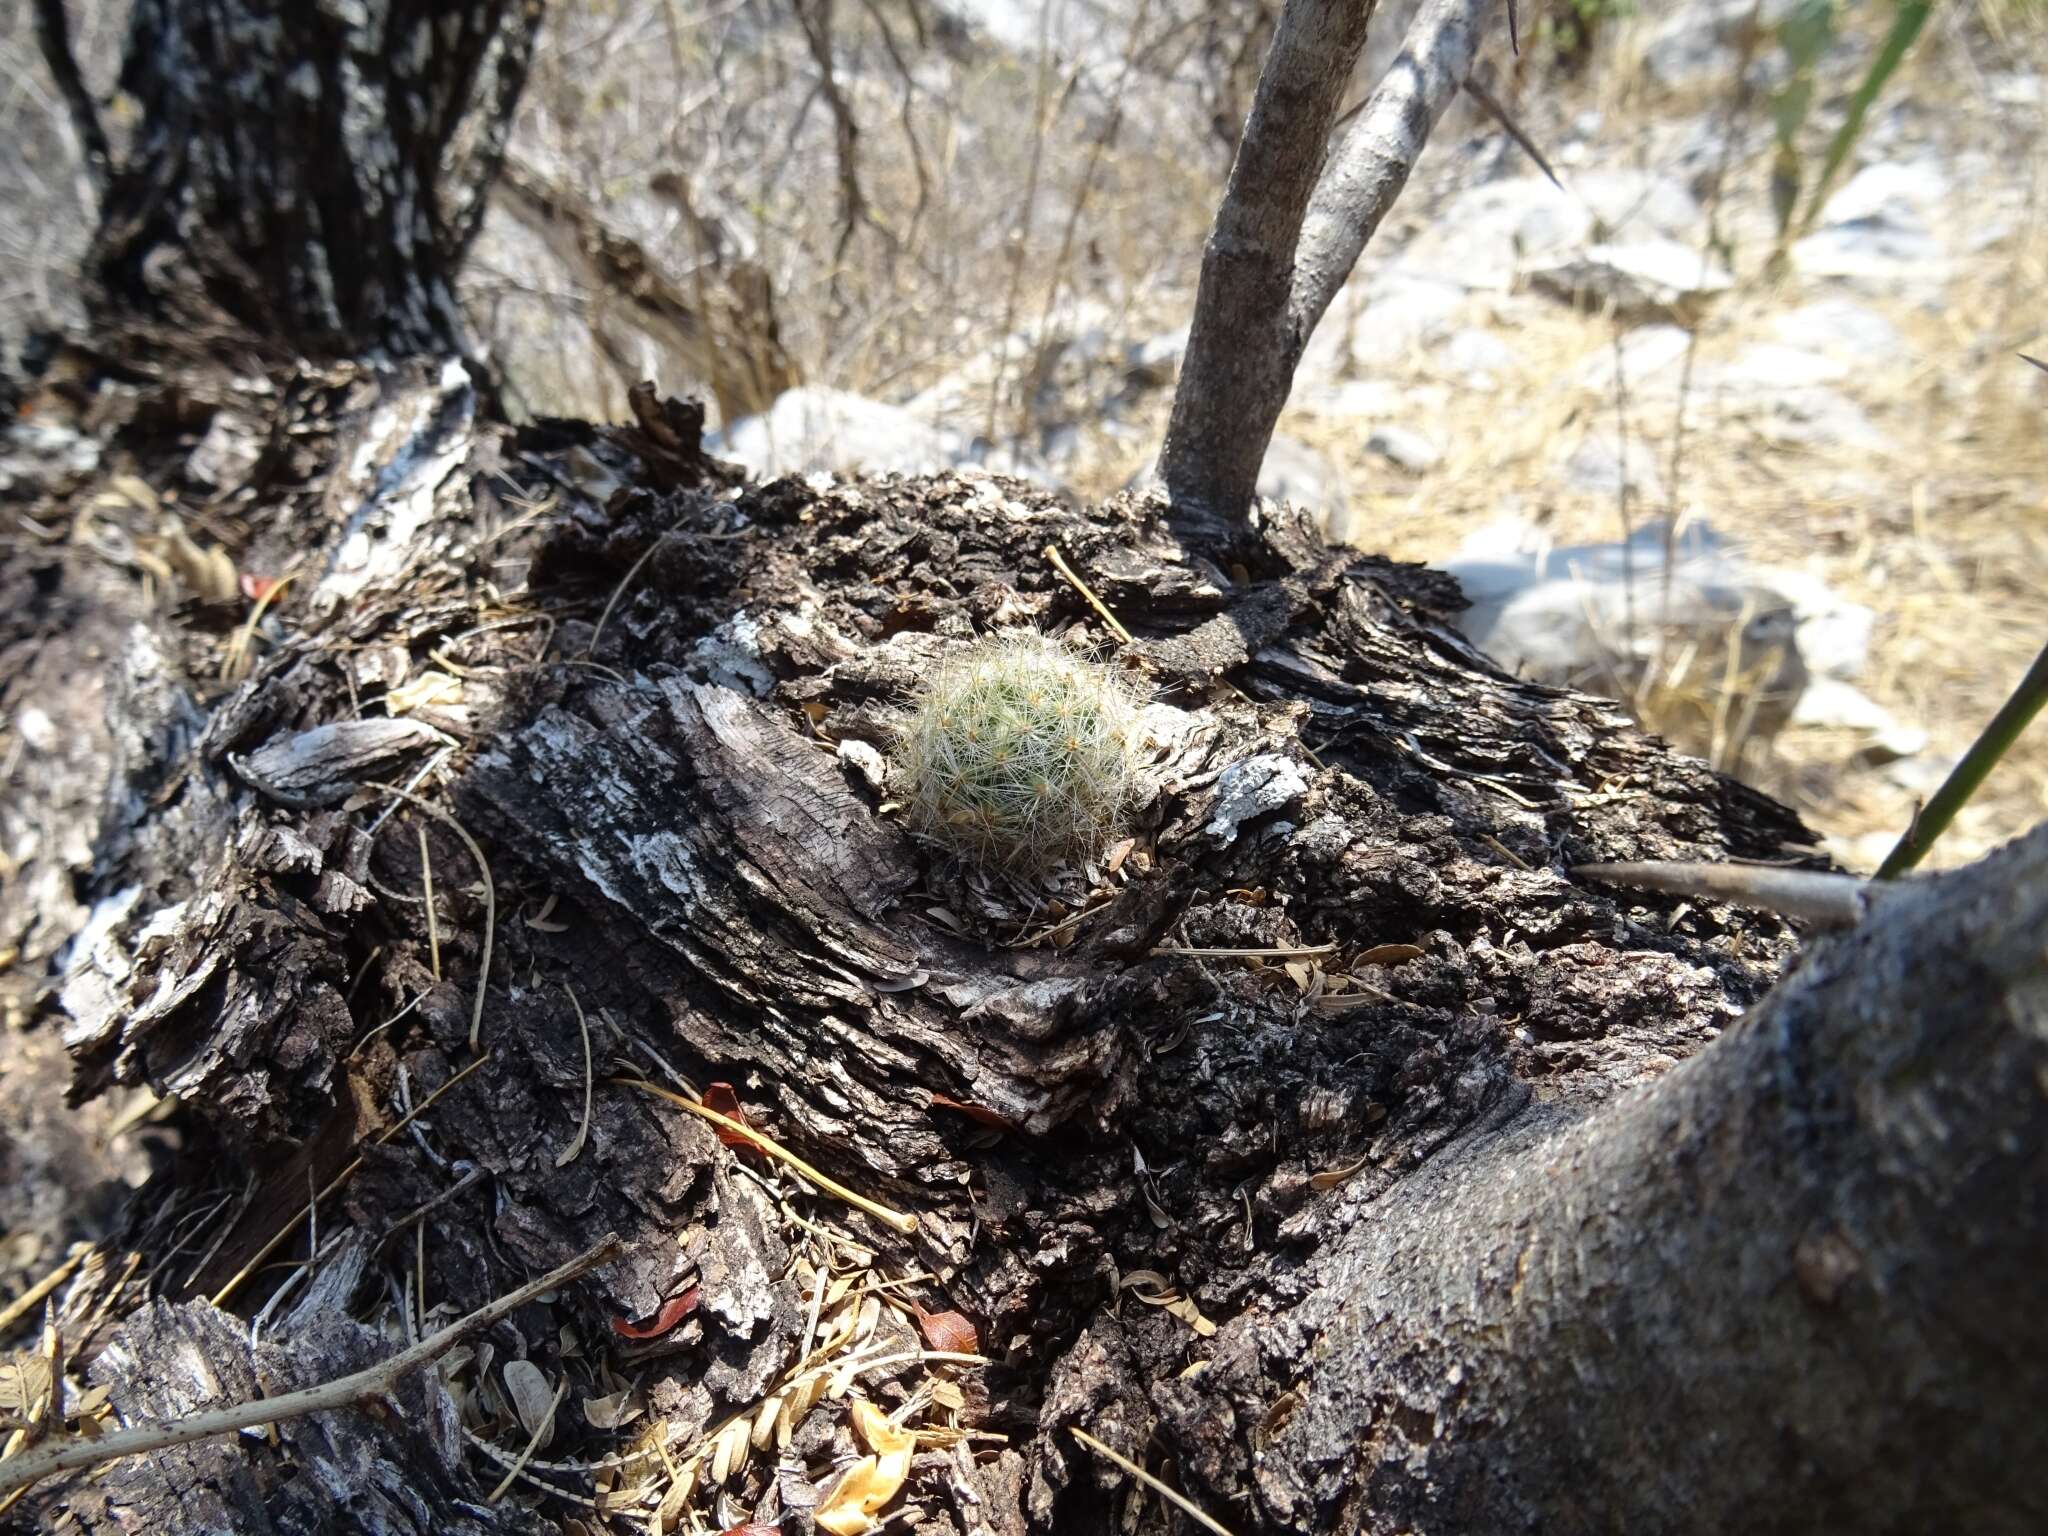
[1365,425,1444,474]
[713,386,961,478]
[1259,435,1348,521]
[1529,239,1733,324]
[1793,160,1952,288]
[1439,327,1518,383]
[1789,676,1928,761]
[1770,299,1905,363]
[1573,324,1694,397]
[1397,178,1589,290]
[1559,432,1667,505]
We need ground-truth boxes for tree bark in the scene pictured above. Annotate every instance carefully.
[10,361,2044,1530]
[9,0,2047,1530]
[88,0,542,358]
[1157,0,1500,530]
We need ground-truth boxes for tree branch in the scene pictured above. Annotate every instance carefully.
[1157,0,1501,533]
[1248,823,2048,1529]
[0,1234,623,1498]
[1293,0,1499,338]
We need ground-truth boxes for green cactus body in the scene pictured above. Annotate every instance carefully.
[897,633,1145,871]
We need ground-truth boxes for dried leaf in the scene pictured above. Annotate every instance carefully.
[816,1401,916,1535]
[1356,943,1425,967]
[1164,1294,1218,1338]
[701,1082,760,1155]
[708,1416,751,1488]
[612,1286,700,1339]
[1283,960,1311,992]
[385,669,462,715]
[582,1386,642,1430]
[853,1398,915,1457]
[927,1093,1017,1132]
[0,1351,53,1430]
[751,1392,782,1450]
[502,1359,557,1448]
[778,1371,829,1443]
[145,519,238,602]
[1309,1154,1372,1191]
[910,1304,979,1355]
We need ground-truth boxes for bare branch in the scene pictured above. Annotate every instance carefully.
[1292,0,1500,346]
[1158,0,1502,531]
[0,1234,624,1498]
[1156,0,1382,526]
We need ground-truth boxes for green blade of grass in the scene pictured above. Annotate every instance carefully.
[1877,636,2048,878]
[1797,0,1935,236]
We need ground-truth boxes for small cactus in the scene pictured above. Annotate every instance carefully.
[896,632,1145,871]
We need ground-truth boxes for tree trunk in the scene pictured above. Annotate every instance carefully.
[7,1,2046,1531]
[1158,0,1498,529]
[88,0,542,357]
[9,358,2045,1530]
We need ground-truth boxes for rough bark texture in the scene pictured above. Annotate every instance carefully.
[1157,0,1499,527]
[20,341,2040,1533]
[89,0,543,357]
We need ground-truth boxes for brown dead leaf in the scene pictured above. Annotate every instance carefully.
[612,1286,700,1339]
[1356,943,1425,967]
[910,1303,978,1355]
[927,1093,1017,1132]
[1309,1154,1372,1191]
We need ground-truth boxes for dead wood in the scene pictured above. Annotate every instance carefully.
[24,354,1996,1533]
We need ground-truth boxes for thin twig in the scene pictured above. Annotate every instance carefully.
[615,1078,918,1235]
[1150,944,1336,959]
[487,1376,567,1503]
[0,1236,623,1498]
[555,984,593,1168]
[1044,545,1133,644]
[0,1246,86,1338]
[418,826,442,981]
[1069,1424,1238,1536]
[370,784,496,1051]
[587,528,679,661]
[210,1054,493,1306]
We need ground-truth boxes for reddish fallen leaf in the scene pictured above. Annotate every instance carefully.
[239,572,286,603]
[927,1093,1017,1132]
[611,1286,699,1339]
[702,1082,762,1157]
[717,1527,781,1536]
[910,1302,979,1355]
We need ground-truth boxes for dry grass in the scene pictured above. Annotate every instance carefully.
[1263,10,2048,871]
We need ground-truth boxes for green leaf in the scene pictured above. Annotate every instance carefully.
[1798,0,1937,235]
